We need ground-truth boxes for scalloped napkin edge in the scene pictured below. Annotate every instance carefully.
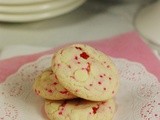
[0,31,160,83]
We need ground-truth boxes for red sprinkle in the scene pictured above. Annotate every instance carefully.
[75,47,82,50]
[60,90,68,94]
[103,88,106,91]
[59,112,62,115]
[109,77,112,80]
[53,82,58,85]
[98,82,102,85]
[100,75,103,78]
[92,105,99,114]
[58,101,67,115]
[75,56,78,60]
[80,52,89,59]
[61,100,67,107]
[48,89,53,93]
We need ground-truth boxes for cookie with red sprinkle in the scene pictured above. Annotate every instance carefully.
[33,68,76,100]
[45,98,115,120]
[52,44,119,101]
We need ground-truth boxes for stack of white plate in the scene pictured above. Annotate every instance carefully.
[0,0,86,22]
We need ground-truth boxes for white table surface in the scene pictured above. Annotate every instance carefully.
[0,1,140,49]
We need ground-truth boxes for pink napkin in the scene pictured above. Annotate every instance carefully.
[0,31,160,83]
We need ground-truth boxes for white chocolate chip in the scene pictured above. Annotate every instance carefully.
[74,69,89,82]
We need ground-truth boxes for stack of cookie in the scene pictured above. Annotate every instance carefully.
[33,44,119,120]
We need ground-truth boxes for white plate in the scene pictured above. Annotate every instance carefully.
[0,0,78,13]
[135,1,160,46]
[0,0,86,22]
[0,55,159,120]
[0,0,51,5]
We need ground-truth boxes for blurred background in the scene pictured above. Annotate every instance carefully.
[0,0,159,56]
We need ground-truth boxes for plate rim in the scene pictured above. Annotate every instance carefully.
[0,0,86,22]
[0,0,79,13]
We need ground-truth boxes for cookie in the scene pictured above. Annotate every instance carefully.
[45,98,116,120]
[33,68,76,100]
[52,44,119,101]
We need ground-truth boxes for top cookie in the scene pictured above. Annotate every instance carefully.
[52,44,119,101]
